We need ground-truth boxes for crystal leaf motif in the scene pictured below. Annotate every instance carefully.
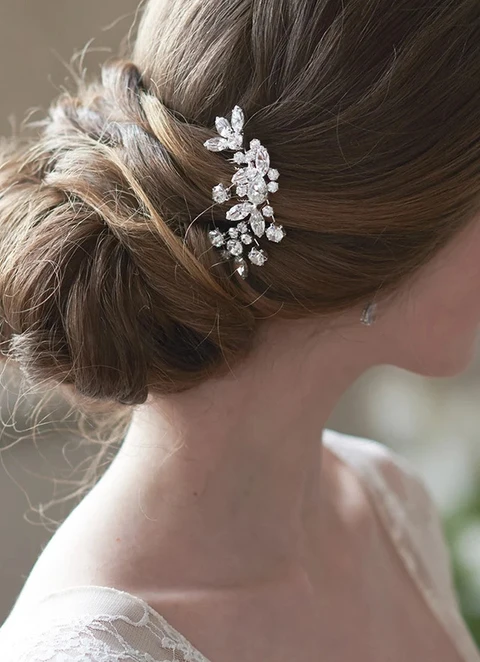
[232,169,249,186]
[204,136,230,151]
[204,105,285,274]
[226,202,256,221]
[215,116,235,139]
[255,146,270,176]
[231,106,245,133]
[249,208,266,237]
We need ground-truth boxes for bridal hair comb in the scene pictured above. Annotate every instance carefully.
[203,106,378,325]
[203,105,286,279]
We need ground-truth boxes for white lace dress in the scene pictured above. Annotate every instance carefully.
[0,429,479,661]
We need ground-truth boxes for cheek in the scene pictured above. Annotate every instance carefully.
[381,220,480,377]
[436,269,480,328]
[396,285,480,377]
[418,242,480,334]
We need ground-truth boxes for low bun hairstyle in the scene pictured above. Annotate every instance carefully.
[1,0,480,407]
[0,62,260,405]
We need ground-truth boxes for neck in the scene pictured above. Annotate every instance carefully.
[105,315,378,588]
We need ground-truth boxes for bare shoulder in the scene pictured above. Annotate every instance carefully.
[323,427,431,504]
[324,428,459,605]
[322,427,445,559]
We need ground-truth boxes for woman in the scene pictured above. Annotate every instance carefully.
[0,0,479,659]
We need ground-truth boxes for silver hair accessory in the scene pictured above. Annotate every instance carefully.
[204,106,375,327]
[203,105,286,279]
[360,301,377,326]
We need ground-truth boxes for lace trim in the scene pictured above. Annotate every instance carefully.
[2,587,212,662]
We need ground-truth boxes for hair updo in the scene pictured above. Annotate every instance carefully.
[1,0,480,407]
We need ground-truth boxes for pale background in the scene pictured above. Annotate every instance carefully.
[0,0,479,646]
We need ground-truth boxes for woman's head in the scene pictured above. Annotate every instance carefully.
[1,0,480,406]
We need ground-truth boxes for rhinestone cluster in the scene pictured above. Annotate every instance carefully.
[203,105,286,279]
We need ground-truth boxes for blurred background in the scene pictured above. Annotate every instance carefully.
[0,0,479,649]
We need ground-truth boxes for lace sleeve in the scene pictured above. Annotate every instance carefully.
[1,615,196,662]
[0,590,211,662]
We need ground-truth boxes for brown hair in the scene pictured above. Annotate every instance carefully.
[1,0,480,410]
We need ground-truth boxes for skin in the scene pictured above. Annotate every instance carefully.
[107,216,480,581]
[12,217,480,660]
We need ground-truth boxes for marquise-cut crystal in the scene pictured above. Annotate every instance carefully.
[227,239,243,256]
[262,205,274,217]
[212,183,230,203]
[267,181,279,193]
[204,136,229,152]
[226,202,255,221]
[231,106,245,134]
[234,256,248,278]
[232,168,249,185]
[215,116,233,139]
[209,229,225,247]
[255,146,270,175]
[248,247,268,266]
[248,176,268,204]
[249,208,266,237]
[266,223,286,243]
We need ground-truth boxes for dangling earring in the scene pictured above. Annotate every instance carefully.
[360,301,377,326]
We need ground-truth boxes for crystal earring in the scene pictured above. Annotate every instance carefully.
[360,302,377,326]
